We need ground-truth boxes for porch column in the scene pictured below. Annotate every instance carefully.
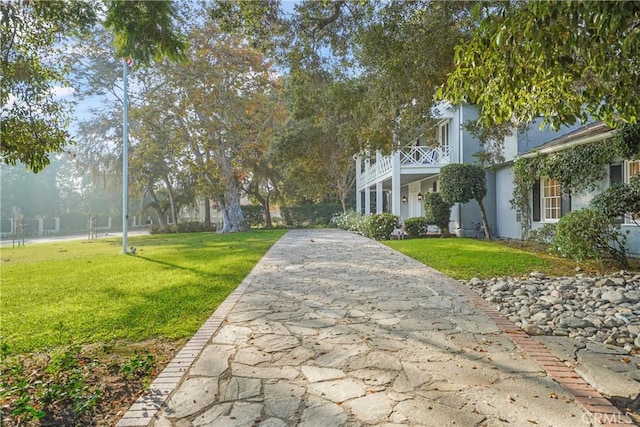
[376,181,383,213]
[364,186,371,215]
[355,156,362,214]
[391,151,401,217]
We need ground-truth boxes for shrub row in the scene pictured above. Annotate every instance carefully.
[332,211,400,240]
[149,221,216,234]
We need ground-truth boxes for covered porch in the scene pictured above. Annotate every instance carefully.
[355,145,451,221]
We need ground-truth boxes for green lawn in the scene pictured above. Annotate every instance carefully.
[384,237,604,280]
[0,230,286,354]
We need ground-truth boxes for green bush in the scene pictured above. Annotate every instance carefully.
[332,210,368,234]
[423,192,453,236]
[552,208,628,267]
[280,203,343,227]
[149,221,215,234]
[366,213,400,240]
[403,217,429,238]
[528,223,556,244]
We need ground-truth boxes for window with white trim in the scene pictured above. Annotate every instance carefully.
[627,160,640,182]
[542,178,561,221]
[438,122,449,148]
[625,160,640,224]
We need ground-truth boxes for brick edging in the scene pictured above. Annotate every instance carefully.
[448,280,635,427]
[115,264,262,426]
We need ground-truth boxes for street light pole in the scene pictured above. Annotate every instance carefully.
[122,58,130,254]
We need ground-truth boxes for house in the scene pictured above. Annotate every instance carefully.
[494,119,640,256]
[355,103,498,237]
[354,104,640,255]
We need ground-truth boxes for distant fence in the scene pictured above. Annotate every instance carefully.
[0,214,137,239]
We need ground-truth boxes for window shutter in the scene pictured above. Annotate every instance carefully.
[609,164,625,224]
[610,164,623,185]
[532,180,541,222]
[561,190,571,216]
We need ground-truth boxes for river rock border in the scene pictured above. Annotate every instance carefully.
[460,271,640,352]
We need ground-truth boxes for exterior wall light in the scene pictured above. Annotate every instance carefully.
[402,195,407,204]
[417,192,423,201]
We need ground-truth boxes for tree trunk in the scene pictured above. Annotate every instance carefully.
[217,196,231,233]
[163,175,177,225]
[224,179,246,232]
[204,197,211,226]
[252,190,273,229]
[263,202,273,228]
[148,187,167,228]
[476,197,492,240]
[216,148,246,233]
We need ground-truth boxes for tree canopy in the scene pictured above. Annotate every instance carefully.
[440,1,640,130]
[1,0,186,173]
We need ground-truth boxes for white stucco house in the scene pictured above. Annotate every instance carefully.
[354,104,640,255]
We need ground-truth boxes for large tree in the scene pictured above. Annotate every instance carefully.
[440,1,640,130]
[139,22,281,233]
[1,0,186,172]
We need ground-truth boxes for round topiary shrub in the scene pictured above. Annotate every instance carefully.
[552,208,628,267]
[403,217,429,238]
[366,213,400,240]
[423,192,453,236]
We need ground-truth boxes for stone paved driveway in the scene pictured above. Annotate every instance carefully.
[119,229,601,426]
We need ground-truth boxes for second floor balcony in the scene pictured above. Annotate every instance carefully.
[357,145,452,187]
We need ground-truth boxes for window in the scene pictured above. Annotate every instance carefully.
[542,178,561,221]
[516,209,522,223]
[438,122,449,148]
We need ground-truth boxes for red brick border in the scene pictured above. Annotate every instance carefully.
[115,265,261,426]
[448,280,635,426]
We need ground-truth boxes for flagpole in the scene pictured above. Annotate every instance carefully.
[122,58,129,254]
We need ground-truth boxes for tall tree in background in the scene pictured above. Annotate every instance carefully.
[140,22,281,233]
[274,64,362,211]
[1,0,186,173]
[441,1,640,130]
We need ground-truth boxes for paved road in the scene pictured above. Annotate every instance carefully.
[117,229,635,427]
[0,230,148,247]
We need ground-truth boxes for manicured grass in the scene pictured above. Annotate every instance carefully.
[384,237,612,280]
[0,230,287,354]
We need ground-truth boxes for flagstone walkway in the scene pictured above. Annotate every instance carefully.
[117,229,636,427]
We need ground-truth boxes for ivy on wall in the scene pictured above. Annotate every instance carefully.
[511,124,640,238]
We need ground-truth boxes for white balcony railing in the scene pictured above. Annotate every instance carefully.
[399,145,451,166]
[363,154,393,184]
[358,145,452,187]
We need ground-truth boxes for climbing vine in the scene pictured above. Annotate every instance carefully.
[511,125,640,238]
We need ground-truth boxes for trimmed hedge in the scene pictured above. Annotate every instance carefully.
[366,213,400,240]
[150,221,216,234]
[280,203,343,227]
[403,217,429,238]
